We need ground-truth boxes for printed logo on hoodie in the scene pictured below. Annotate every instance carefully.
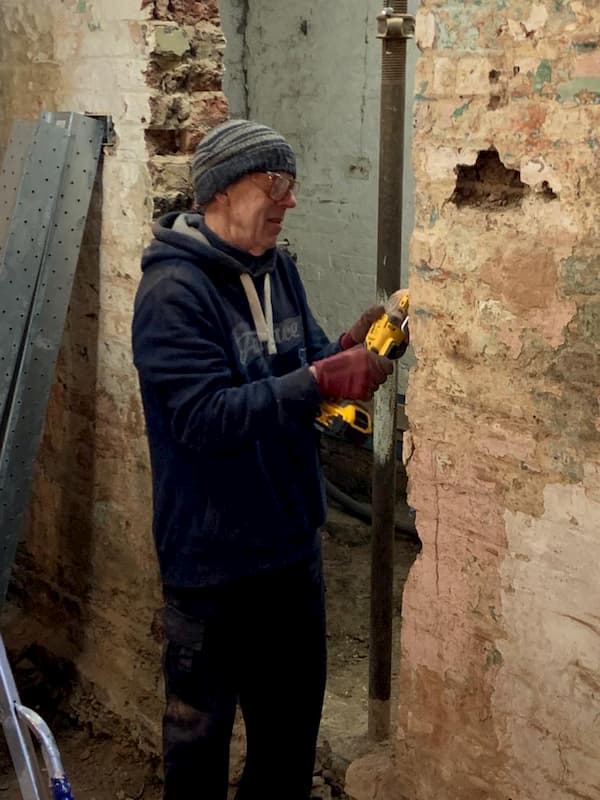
[233,316,303,365]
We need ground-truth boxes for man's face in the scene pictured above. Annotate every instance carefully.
[220,172,297,256]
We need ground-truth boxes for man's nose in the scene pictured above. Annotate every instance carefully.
[279,190,297,209]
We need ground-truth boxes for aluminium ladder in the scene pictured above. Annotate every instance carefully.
[0,112,106,799]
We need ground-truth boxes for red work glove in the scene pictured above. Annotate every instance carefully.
[311,347,394,401]
[339,304,385,350]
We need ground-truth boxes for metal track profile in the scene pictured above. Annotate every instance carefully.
[0,122,38,262]
[0,112,104,800]
[0,112,104,603]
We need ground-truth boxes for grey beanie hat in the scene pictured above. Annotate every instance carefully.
[191,119,296,205]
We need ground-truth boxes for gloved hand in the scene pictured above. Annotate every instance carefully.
[310,347,394,401]
[339,305,385,350]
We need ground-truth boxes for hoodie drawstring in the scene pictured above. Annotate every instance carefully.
[171,214,277,357]
[240,273,277,356]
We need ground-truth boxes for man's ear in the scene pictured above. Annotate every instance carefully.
[213,191,229,206]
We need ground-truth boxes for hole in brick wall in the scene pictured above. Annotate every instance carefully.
[141,0,218,23]
[451,149,526,210]
[488,95,503,110]
[145,129,180,156]
[142,0,172,20]
[489,69,501,83]
[153,191,194,218]
[540,180,558,201]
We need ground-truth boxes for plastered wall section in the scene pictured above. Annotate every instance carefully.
[0,0,162,746]
[363,3,600,799]
[219,0,418,343]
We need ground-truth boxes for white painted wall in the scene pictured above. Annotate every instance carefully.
[220,1,417,349]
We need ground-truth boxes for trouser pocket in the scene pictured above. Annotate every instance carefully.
[161,595,237,800]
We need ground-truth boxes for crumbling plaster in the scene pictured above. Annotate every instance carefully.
[1,0,599,794]
[347,2,600,799]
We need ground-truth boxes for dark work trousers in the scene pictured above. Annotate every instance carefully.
[161,552,327,800]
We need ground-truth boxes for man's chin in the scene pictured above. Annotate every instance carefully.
[262,235,279,251]
[249,237,277,256]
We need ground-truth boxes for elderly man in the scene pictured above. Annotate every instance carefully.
[132,119,394,800]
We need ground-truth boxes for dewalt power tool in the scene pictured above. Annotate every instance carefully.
[316,400,373,443]
[365,289,409,359]
[315,290,409,442]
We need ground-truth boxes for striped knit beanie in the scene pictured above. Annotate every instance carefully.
[191,119,296,205]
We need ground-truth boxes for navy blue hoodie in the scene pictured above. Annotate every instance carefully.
[132,212,340,588]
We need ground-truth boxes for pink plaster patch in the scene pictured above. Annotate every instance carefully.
[574,52,600,78]
[481,243,577,351]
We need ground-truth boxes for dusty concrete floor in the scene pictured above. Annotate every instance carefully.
[0,505,419,799]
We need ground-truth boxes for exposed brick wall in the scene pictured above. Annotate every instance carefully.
[143,0,219,25]
[144,0,228,215]
[349,3,600,800]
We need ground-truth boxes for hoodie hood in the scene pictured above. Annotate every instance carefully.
[142,211,278,280]
[142,211,280,355]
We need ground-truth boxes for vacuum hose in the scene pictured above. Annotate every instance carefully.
[324,476,417,537]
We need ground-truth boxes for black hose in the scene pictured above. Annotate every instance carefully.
[325,478,371,523]
[321,394,415,534]
[324,477,417,538]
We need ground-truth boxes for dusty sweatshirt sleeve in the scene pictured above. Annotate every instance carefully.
[132,275,321,452]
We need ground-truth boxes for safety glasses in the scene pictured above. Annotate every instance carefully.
[249,171,299,202]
